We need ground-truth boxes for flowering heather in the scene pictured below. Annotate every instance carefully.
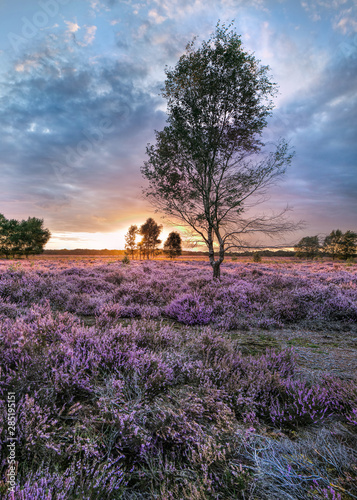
[0,258,356,499]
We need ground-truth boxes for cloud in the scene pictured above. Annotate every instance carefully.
[64,20,97,46]
[65,21,80,34]
[265,50,357,233]
[15,58,39,72]
[0,33,165,232]
[148,9,166,24]
[301,0,357,34]
[334,11,357,33]
[0,0,356,245]
[83,25,97,45]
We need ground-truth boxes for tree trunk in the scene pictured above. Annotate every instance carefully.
[208,245,223,278]
[207,229,216,276]
[212,261,221,278]
[208,228,225,279]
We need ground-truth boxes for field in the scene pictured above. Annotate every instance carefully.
[0,257,356,499]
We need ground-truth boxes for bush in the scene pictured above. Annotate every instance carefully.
[252,252,262,263]
[121,255,130,265]
[165,293,213,325]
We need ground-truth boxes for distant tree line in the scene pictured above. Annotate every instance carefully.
[0,214,51,258]
[232,249,295,257]
[125,218,182,260]
[44,249,126,256]
[295,230,357,260]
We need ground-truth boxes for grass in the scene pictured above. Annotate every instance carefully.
[230,333,281,355]
[286,338,321,349]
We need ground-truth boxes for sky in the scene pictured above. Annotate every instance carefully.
[0,0,356,250]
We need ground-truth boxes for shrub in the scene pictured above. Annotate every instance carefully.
[252,252,262,263]
[165,293,213,325]
[121,255,130,265]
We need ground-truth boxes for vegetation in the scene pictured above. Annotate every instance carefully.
[142,23,298,278]
[139,218,163,260]
[121,255,130,265]
[295,235,320,259]
[124,225,139,259]
[0,258,356,499]
[44,249,127,256]
[0,214,50,258]
[252,252,262,263]
[295,230,356,260]
[339,230,357,260]
[323,229,343,260]
[163,232,182,259]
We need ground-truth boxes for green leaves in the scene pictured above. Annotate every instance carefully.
[0,214,50,258]
[295,236,320,259]
[324,229,357,260]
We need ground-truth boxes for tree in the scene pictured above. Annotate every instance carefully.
[323,229,343,260]
[0,216,19,258]
[339,230,357,260]
[137,241,144,260]
[294,236,320,259]
[141,23,298,278]
[19,217,51,258]
[139,218,162,259]
[124,225,139,259]
[164,232,182,259]
[0,214,51,258]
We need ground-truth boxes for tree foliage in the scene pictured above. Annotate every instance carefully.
[323,230,343,260]
[0,214,51,258]
[339,230,357,260]
[323,229,356,260]
[295,236,320,259]
[295,230,357,261]
[139,218,162,259]
[142,23,298,277]
[164,232,182,259]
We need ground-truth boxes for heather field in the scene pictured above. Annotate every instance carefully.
[1,258,357,499]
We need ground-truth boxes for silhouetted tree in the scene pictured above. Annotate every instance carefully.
[295,236,320,259]
[164,232,182,259]
[140,218,162,259]
[124,225,138,259]
[137,241,144,260]
[142,23,299,278]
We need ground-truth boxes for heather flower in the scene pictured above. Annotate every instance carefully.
[1,258,356,498]
[165,292,213,325]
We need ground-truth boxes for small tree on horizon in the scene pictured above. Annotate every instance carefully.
[141,23,300,278]
[19,217,51,258]
[339,230,357,260]
[323,229,343,260]
[164,232,182,259]
[0,215,19,258]
[139,218,162,259]
[295,235,320,259]
[124,225,139,259]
